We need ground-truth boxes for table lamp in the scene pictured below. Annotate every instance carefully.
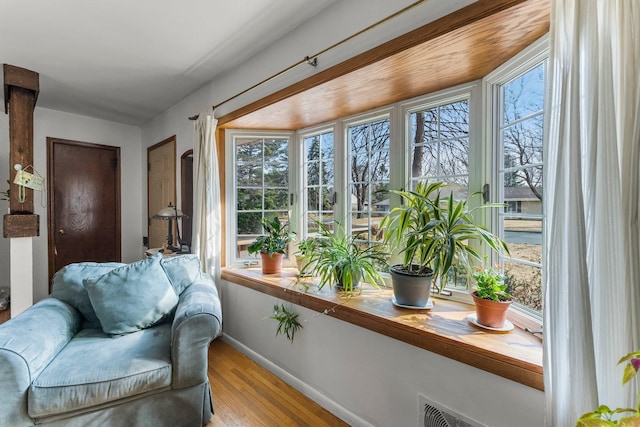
[152,202,188,253]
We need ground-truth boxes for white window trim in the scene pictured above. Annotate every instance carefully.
[398,81,482,305]
[482,34,549,325]
[294,125,337,247]
[225,128,295,267]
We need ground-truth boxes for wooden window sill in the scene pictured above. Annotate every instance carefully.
[221,267,543,391]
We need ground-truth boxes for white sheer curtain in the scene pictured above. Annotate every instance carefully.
[545,1,640,425]
[192,108,222,284]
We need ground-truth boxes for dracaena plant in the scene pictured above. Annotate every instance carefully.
[577,351,640,426]
[380,180,509,291]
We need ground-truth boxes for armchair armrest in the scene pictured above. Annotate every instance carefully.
[171,276,222,388]
[0,298,82,426]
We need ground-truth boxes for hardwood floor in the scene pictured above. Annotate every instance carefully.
[206,339,347,427]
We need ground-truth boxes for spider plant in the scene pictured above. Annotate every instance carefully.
[305,221,386,293]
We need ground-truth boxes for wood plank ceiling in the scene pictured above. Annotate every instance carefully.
[217,0,550,131]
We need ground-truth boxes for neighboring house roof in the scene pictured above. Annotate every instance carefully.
[504,186,543,201]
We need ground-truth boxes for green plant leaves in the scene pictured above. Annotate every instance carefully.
[381,180,509,291]
[304,220,386,292]
[247,216,295,256]
[270,303,302,343]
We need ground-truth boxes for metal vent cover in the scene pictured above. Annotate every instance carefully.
[419,394,485,427]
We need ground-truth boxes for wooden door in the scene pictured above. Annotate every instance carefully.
[180,150,193,251]
[47,138,121,282]
[147,136,176,248]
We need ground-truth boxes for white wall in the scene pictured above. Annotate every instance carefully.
[221,280,545,427]
[0,107,143,302]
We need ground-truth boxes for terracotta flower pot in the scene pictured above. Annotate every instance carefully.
[261,252,283,274]
[471,291,512,329]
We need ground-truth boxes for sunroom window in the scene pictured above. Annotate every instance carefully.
[487,38,548,319]
[303,131,335,235]
[492,51,547,316]
[406,92,473,291]
[408,99,469,197]
[347,117,390,245]
[230,133,291,263]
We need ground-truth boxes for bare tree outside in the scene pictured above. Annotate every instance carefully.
[348,119,390,218]
[409,100,470,196]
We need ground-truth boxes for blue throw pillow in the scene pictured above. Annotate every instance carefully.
[160,254,203,295]
[84,253,179,335]
[51,262,126,328]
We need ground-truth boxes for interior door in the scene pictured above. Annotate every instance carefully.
[47,138,121,283]
[180,150,193,251]
[147,136,176,248]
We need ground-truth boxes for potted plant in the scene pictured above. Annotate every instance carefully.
[577,349,640,426]
[471,266,512,328]
[305,221,386,293]
[380,180,509,308]
[294,237,317,276]
[247,216,294,274]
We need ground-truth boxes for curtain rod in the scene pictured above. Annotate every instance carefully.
[188,0,426,121]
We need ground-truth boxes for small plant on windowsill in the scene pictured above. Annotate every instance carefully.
[577,350,640,426]
[304,221,386,294]
[294,237,318,276]
[247,216,295,274]
[472,267,511,302]
[471,266,513,329]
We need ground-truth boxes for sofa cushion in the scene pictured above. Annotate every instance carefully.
[51,262,125,328]
[84,254,179,335]
[160,254,203,296]
[28,324,173,418]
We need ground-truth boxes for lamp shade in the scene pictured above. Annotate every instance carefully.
[152,203,187,219]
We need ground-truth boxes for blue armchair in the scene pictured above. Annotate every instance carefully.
[0,254,222,427]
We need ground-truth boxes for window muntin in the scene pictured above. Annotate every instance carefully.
[303,131,335,234]
[497,62,545,314]
[347,117,390,245]
[234,135,290,260]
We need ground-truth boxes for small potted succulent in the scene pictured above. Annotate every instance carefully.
[305,221,386,293]
[248,216,294,274]
[471,266,512,329]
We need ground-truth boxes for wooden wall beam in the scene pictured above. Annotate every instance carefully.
[3,64,40,237]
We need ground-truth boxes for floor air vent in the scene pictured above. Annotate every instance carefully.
[419,394,485,427]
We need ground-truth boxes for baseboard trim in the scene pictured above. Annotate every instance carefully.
[220,333,375,427]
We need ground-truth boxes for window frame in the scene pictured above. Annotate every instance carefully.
[225,129,295,267]
[483,34,549,326]
[343,109,393,246]
[226,38,549,329]
[397,82,482,304]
